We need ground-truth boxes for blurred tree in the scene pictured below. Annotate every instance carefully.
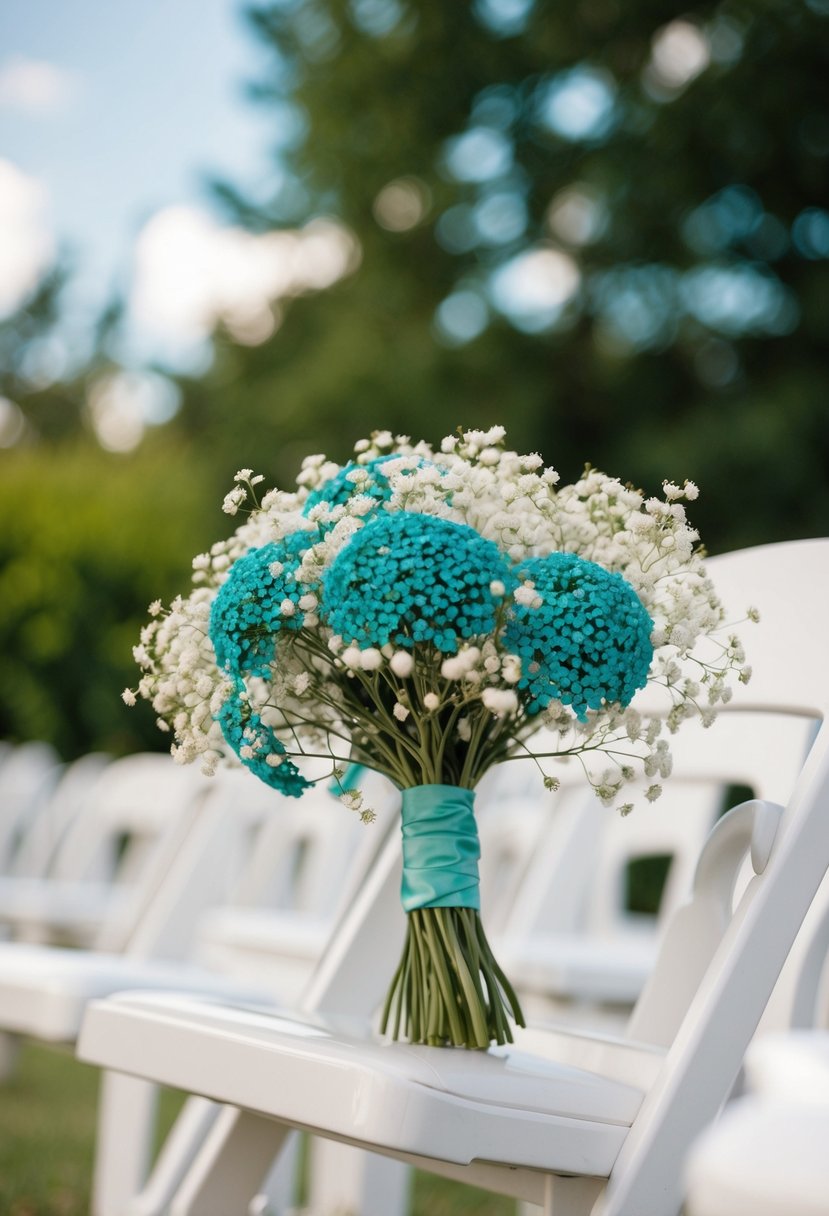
[0,265,86,445]
[3,0,829,759]
[179,0,829,551]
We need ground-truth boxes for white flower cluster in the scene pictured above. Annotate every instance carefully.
[130,589,231,775]
[125,427,750,805]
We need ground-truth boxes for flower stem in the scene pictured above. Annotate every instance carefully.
[379,907,525,1049]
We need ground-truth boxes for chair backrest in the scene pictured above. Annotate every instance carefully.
[212,765,398,917]
[79,754,213,953]
[10,752,112,880]
[0,741,62,872]
[481,702,811,957]
[596,537,829,1216]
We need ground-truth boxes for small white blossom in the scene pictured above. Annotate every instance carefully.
[482,688,518,715]
[423,692,440,711]
[360,648,383,671]
[390,651,414,677]
[342,646,363,670]
[222,486,247,515]
[121,688,136,706]
[393,703,410,721]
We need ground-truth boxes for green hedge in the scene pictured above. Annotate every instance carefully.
[0,438,223,759]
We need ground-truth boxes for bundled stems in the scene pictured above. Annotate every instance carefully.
[380,907,525,1049]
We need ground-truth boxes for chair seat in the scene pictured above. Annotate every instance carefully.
[78,991,664,1176]
[686,1098,829,1216]
[0,944,272,1041]
[499,931,659,1004]
[0,877,128,943]
[197,906,331,962]
[195,907,333,1002]
[744,1030,829,1101]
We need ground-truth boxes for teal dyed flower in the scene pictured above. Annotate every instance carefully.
[321,511,513,653]
[217,677,310,796]
[210,532,311,679]
[303,456,398,516]
[504,553,653,720]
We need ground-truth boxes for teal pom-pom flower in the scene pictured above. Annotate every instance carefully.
[504,552,653,720]
[303,455,398,516]
[217,677,310,797]
[209,532,311,679]
[321,511,514,653]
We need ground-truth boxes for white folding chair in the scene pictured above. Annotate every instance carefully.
[0,760,402,1214]
[76,537,829,1216]
[0,753,215,949]
[685,1030,829,1216]
[192,765,399,1002]
[0,740,62,874]
[498,711,814,1028]
[6,751,112,881]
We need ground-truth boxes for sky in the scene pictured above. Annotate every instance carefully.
[0,0,286,370]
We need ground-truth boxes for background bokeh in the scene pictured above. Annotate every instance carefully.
[1,0,828,760]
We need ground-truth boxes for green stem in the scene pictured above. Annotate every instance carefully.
[380,907,524,1050]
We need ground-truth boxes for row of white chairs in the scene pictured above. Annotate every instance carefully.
[1,536,828,1214]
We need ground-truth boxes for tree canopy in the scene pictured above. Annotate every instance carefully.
[2,0,828,756]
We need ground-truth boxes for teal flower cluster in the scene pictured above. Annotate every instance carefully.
[210,534,310,679]
[210,532,313,797]
[504,552,653,720]
[217,677,309,796]
[321,511,513,653]
[303,456,397,516]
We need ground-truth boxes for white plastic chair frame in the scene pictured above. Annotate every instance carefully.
[685,1030,829,1216]
[0,754,210,950]
[75,537,829,1216]
[0,740,61,874]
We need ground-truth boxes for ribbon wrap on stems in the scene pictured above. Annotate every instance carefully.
[401,784,481,911]
[381,783,524,1050]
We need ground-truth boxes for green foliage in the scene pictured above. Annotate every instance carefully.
[0,1044,97,1216]
[3,0,829,759]
[0,439,222,759]
[176,0,829,547]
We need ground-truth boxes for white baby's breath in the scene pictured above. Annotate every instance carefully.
[130,426,748,813]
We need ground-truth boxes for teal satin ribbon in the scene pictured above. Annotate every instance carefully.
[400,784,481,912]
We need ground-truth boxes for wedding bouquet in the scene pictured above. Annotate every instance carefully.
[126,426,750,1049]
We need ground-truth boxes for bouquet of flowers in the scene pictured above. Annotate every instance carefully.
[126,426,750,1049]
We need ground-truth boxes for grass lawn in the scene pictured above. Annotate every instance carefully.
[0,1041,515,1215]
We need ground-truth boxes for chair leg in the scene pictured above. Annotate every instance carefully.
[93,1072,160,1216]
[307,1139,412,1216]
[540,1175,604,1216]
[168,1106,291,1216]
[127,1097,224,1216]
[250,1134,301,1215]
